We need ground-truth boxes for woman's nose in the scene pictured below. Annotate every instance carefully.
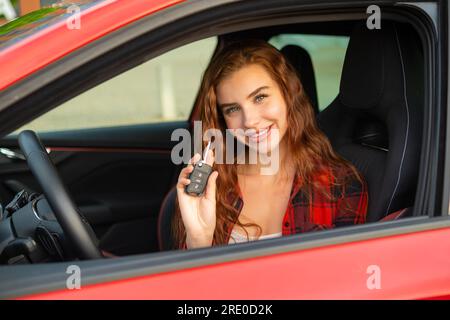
[243,108,260,129]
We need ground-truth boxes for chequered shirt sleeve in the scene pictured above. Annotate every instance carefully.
[334,173,368,227]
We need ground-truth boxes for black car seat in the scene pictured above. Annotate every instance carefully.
[317,21,424,222]
[281,45,319,114]
[157,186,177,251]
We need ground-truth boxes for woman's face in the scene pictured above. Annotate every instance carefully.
[216,64,288,155]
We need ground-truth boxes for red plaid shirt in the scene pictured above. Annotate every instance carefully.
[181,165,368,248]
[224,165,368,243]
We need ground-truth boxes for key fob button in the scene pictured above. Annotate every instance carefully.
[192,171,203,179]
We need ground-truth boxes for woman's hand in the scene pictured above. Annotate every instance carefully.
[176,151,219,249]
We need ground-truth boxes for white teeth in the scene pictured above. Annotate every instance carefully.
[247,125,271,140]
[251,130,266,137]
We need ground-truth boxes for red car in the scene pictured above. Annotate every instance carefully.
[0,0,449,300]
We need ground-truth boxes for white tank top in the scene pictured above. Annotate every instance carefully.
[228,228,282,244]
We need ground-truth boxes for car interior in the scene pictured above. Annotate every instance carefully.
[158,19,424,251]
[0,16,425,263]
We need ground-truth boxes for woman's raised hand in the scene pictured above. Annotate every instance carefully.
[176,150,218,248]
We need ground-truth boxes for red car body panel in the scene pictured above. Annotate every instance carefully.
[0,0,184,91]
[20,227,450,299]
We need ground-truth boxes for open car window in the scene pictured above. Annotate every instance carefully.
[8,18,425,254]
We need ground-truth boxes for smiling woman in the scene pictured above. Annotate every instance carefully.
[172,40,368,249]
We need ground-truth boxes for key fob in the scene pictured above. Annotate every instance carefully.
[185,162,213,196]
[185,140,213,196]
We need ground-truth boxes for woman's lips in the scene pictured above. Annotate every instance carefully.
[247,124,273,143]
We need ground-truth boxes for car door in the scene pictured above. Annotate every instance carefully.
[0,0,449,300]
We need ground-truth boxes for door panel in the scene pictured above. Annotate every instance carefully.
[0,121,188,255]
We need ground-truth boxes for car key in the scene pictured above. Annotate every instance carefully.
[185,141,213,196]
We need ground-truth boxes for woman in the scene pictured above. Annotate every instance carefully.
[172,40,368,249]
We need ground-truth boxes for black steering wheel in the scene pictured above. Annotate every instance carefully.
[18,130,102,260]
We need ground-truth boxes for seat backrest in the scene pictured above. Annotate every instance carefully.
[281,45,319,114]
[317,21,424,222]
[157,186,177,251]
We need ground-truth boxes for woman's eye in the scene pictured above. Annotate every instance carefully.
[255,94,268,104]
[224,105,240,115]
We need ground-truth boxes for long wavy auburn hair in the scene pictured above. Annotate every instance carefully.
[171,39,363,249]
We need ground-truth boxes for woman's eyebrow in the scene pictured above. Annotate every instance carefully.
[218,102,237,109]
[247,85,269,99]
[218,86,270,109]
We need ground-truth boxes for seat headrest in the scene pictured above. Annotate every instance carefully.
[340,22,404,114]
[281,45,319,113]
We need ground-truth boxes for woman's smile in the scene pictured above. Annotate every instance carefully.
[246,124,274,143]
